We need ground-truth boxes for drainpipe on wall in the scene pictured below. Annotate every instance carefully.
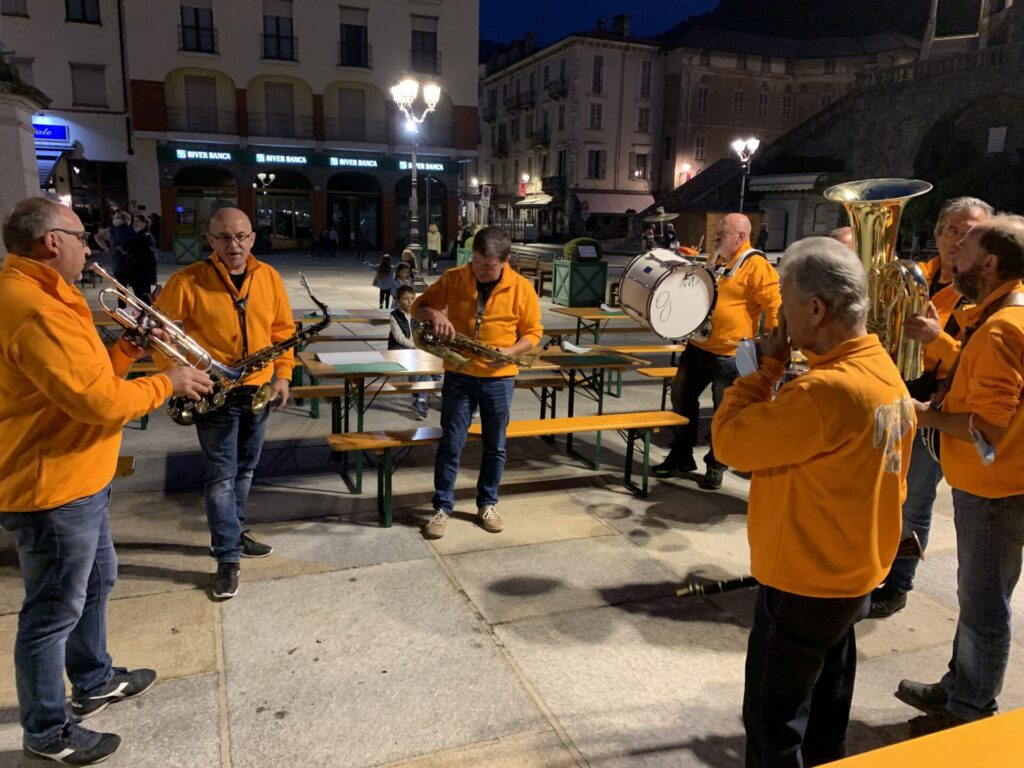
[116,0,133,156]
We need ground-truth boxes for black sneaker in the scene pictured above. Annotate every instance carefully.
[652,452,697,477]
[895,679,948,715]
[212,562,240,599]
[24,723,121,765]
[698,466,725,490]
[240,531,272,558]
[868,585,908,619]
[70,668,157,720]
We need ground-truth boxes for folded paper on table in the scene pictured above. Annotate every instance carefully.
[561,341,593,355]
[316,351,388,365]
[334,362,408,374]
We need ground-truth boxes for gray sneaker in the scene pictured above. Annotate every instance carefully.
[423,510,449,539]
[478,505,504,533]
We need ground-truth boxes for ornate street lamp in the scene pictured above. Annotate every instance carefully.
[390,77,441,269]
[731,137,760,211]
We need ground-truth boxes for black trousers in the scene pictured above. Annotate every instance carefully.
[668,343,738,467]
[744,586,869,768]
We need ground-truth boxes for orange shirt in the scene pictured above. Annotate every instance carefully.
[0,253,173,511]
[412,263,543,378]
[712,335,914,598]
[694,240,780,356]
[919,256,941,285]
[154,254,296,385]
[924,283,963,380]
[940,280,1024,498]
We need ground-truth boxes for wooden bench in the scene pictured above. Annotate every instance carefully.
[636,367,678,410]
[596,344,686,397]
[326,410,687,526]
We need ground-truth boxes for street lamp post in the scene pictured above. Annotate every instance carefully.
[390,78,441,271]
[251,173,275,251]
[731,137,760,212]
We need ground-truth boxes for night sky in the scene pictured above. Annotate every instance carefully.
[479,0,718,45]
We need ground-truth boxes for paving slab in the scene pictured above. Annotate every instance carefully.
[379,728,580,768]
[0,674,221,768]
[495,597,749,768]
[0,588,216,709]
[444,537,679,625]
[220,560,547,768]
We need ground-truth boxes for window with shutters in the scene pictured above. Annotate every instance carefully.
[339,7,370,67]
[629,152,649,180]
[758,91,769,119]
[586,149,606,179]
[558,104,565,130]
[732,90,744,118]
[640,60,652,98]
[262,1,295,61]
[589,102,602,130]
[696,85,709,114]
[411,15,438,74]
[637,107,650,132]
[180,3,216,53]
[70,63,106,107]
[694,134,706,161]
[66,0,99,23]
[592,55,603,94]
[781,93,793,120]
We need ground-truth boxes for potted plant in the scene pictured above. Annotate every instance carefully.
[173,223,203,265]
[552,237,607,306]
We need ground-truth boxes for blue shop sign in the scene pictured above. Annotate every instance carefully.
[33,123,70,143]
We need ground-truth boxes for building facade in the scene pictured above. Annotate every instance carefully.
[3,0,479,251]
[474,15,663,241]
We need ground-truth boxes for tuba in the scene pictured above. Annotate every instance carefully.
[823,179,933,380]
[413,322,534,370]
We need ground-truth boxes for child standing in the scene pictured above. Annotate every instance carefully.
[371,253,395,308]
[426,223,442,274]
[389,285,433,419]
[392,262,414,304]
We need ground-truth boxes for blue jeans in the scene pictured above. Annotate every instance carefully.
[669,343,739,468]
[195,401,271,563]
[433,372,515,512]
[887,430,944,593]
[0,487,118,747]
[940,489,1024,721]
[744,586,868,767]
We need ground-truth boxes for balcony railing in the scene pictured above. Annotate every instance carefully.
[261,33,297,61]
[410,48,441,74]
[542,174,566,191]
[338,42,372,68]
[247,111,314,139]
[546,78,568,99]
[481,103,497,122]
[323,117,386,143]
[179,24,218,54]
[166,106,237,135]
[529,129,550,148]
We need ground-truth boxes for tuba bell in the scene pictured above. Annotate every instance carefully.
[823,178,933,380]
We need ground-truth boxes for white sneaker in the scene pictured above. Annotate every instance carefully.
[478,505,503,533]
[423,510,449,539]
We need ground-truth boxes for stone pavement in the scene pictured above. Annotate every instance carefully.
[0,251,1021,766]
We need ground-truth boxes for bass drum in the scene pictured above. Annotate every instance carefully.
[618,248,717,340]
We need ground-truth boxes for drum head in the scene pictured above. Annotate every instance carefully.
[648,266,716,340]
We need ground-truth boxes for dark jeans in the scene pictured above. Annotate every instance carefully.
[885,431,943,593]
[669,343,739,467]
[432,372,515,512]
[0,486,118,748]
[744,586,869,768]
[940,490,1024,721]
[378,289,392,308]
[195,401,271,563]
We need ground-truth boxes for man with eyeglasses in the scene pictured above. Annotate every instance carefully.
[0,197,213,765]
[155,207,295,600]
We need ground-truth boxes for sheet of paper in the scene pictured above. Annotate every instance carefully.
[334,362,408,374]
[315,351,388,365]
[561,341,592,355]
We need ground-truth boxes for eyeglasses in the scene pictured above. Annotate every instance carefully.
[49,228,90,246]
[211,232,254,244]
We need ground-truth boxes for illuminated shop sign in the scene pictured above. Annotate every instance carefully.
[256,152,308,164]
[175,149,232,161]
[33,123,71,143]
[399,160,445,172]
[330,157,380,168]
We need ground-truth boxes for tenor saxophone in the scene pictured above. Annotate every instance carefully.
[413,322,533,370]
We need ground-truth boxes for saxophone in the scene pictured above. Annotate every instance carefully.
[413,322,534,370]
[166,273,331,425]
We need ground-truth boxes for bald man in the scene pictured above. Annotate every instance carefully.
[155,208,296,600]
[830,226,854,250]
[654,212,781,489]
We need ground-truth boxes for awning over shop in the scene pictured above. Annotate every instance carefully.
[36,148,67,188]
[747,173,824,192]
[515,194,553,208]
[575,192,655,214]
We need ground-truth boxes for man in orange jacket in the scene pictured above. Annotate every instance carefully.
[155,207,296,600]
[898,215,1024,734]
[713,236,913,767]
[655,212,781,489]
[413,227,543,539]
[869,196,993,619]
[0,198,211,765]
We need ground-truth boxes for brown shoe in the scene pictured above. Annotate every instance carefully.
[423,510,449,539]
[478,505,504,533]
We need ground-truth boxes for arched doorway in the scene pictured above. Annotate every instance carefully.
[327,172,381,249]
[251,169,312,252]
[394,175,448,249]
[173,166,238,235]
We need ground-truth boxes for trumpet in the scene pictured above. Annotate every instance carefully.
[90,263,245,394]
[413,322,534,370]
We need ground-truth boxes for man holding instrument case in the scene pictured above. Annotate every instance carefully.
[713,236,913,767]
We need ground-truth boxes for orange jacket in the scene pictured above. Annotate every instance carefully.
[412,263,543,377]
[919,255,941,284]
[940,280,1024,498]
[923,283,964,379]
[694,241,780,356]
[0,254,173,511]
[712,335,914,598]
[154,254,296,385]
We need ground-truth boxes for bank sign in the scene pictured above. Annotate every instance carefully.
[399,160,446,172]
[330,157,379,168]
[33,122,71,144]
[175,149,232,161]
[256,152,307,164]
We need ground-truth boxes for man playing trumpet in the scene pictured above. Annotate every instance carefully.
[413,227,542,539]
[712,236,913,766]
[0,198,212,765]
